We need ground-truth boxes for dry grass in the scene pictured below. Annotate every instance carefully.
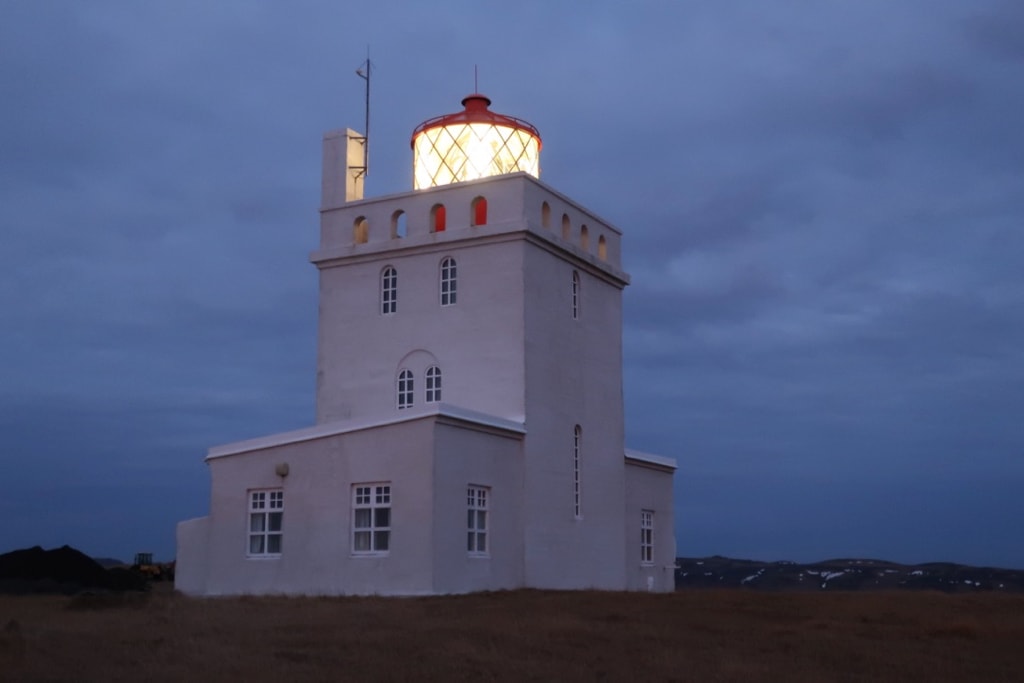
[1,588,1022,682]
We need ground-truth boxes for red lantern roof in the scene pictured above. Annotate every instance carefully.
[410,94,542,149]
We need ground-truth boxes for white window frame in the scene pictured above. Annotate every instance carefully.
[381,266,397,315]
[440,257,457,306]
[352,484,391,555]
[641,510,654,565]
[573,425,582,519]
[247,489,283,557]
[425,366,442,403]
[467,485,489,557]
[397,369,414,409]
[572,270,580,320]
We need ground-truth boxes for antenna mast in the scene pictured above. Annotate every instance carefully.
[354,49,371,178]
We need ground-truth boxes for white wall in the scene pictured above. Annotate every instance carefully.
[520,236,630,589]
[198,418,437,596]
[624,461,676,592]
[314,238,527,424]
[178,413,527,596]
[430,421,525,593]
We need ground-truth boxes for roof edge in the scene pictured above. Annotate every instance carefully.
[624,448,677,471]
[206,404,525,461]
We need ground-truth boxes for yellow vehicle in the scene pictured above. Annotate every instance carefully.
[132,552,163,580]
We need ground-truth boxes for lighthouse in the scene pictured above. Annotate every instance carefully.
[175,92,676,596]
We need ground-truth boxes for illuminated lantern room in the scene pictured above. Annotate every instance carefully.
[411,94,542,190]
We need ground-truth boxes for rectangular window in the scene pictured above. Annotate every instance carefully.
[398,370,414,409]
[573,426,582,518]
[248,489,283,556]
[425,366,441,403]
[440,258,457,306]
[467,486,489,556]
[381,267,397,315]
[353,484,391,554]
[572,271,579,320]
[641,510,654,564]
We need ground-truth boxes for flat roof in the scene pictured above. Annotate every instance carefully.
[206,404,526,461]
[624,448,677,470]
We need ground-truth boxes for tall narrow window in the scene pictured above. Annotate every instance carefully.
[397,369,413,409]
[440,257,457,306]
[425,366,442,403]
[572,270,580,320]
[431,203,446,232]
[561,213,571,240]
[541,201,551,229]
[467,486,489,556]
[598,235,607,261]
[573,425,582,518]
[248,489,283,556]
[641,510,654,564]
[580,224,589,250]
[471,196,487,226]
[381,266,397,315]
[352,484,391,554]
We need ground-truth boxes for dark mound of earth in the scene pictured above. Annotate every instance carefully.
[0,545,147,594]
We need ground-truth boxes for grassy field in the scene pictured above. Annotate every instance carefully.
[1,588,1022,682]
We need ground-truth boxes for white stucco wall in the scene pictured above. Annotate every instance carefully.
[174,516,209,595]
[430,420,525,593]
[198,418,436,596]
[178,409,526,596]
[520,243,629,589]
[313,237,527,424]
[624,459,676,592]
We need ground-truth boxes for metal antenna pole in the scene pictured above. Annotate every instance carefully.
[355,48,371,177]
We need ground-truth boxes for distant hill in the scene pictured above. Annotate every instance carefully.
[92,557,127,569]
[0,545,146,594]
[676,556,1024,592]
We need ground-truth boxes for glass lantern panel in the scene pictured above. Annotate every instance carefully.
[414,123,540,189]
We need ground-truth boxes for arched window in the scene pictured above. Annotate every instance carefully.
[397,369,413,409]
[598,235,607,261]
[561,213,571,240]
[541,201,551,229]
[425,366,442,403]
[431,203,446,233]
[354,216,369,244]
[440,257,457,306]
[573,425,582,518]
[580,225,589,251]
[381,266,397,315]
[572,270,580,320]
[391,210,407,238]
[471,196,487,226]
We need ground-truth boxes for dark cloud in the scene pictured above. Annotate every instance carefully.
[1,1,1022,566]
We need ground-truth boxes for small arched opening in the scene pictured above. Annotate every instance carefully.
[431,203,447,233]
[580,225,589,251]
[541,201,551,229]
[391,210,407,238]
[561,213,571,240]
[471,196,488,226]
[353,216,369,244]
[598,235,607,261]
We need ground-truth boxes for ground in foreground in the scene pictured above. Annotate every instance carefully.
[1,589,1022,682]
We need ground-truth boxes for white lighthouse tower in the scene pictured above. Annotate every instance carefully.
[175,93,676,596]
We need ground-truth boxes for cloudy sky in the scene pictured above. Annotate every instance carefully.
[2,1,1022,567]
